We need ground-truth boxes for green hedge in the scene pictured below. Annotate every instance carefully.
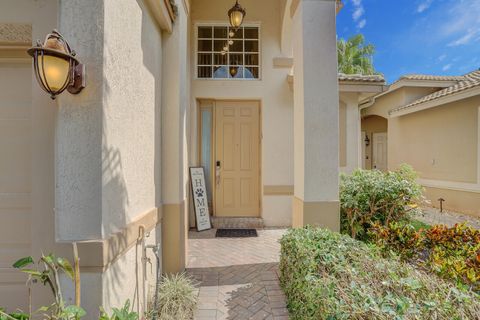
[279,227,480,320]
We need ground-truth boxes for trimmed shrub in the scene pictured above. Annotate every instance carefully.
[340,165,423,240]
[279,227,480,320]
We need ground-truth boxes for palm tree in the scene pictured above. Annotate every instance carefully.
[337,34,377,75]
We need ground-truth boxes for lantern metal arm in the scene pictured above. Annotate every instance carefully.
[27,30,85,99]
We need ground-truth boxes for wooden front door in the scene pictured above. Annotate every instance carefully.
[215,101,260,216]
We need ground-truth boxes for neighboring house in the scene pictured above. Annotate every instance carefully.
[361,70,480,217]
[1,0,382,316]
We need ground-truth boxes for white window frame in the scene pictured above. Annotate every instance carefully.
[194,21,262,81]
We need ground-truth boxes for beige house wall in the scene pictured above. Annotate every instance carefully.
[339,101,347,167]
[389,97,479,183]
[190,0,294,227]
[55,0,164,315]
[0,0,74,312]
[424,186,480,216]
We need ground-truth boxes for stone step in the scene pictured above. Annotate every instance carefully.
[211,217,264,229]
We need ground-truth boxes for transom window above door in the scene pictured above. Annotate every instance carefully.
[196,24,260,79]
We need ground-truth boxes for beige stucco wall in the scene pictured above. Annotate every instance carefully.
[339,101,347,167]
[57,0,162,238]
[61,226,161,316]
[389,97,479,183]
[0,0,73,312]
[161,0,190,273]
[56,0,164,314]
[364,86,440,119]
[424,186,480,216]
[364,88,405,118]
[189,0,293,227]
[101,0,162,235]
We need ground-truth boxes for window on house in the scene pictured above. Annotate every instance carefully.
[196,25,260,79]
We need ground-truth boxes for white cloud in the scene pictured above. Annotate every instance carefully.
[350,0,366,29]
[353,6,364,21]
[357,19,367,29]
[439,0,480,38]
[417,0,433,13]
[442,64,452,71]
[448,29,479,46]
[437,54,447,61]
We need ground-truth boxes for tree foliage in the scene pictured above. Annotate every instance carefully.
[337,34,377,75]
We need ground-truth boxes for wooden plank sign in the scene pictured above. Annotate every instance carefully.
[190,167,212,231]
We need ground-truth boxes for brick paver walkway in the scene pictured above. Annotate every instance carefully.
[187,228,289,320]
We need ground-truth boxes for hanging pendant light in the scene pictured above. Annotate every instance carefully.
[228,1,246,29]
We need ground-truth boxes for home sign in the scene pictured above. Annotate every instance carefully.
[189,167,212,231]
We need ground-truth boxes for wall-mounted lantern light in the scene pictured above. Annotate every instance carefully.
[228,1,246,29]
[27,30,85,99]
[364,134,370,147]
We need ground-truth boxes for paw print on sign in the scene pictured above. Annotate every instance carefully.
[195,188,204,198]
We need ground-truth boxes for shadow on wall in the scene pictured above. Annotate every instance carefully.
[99,0,163,314]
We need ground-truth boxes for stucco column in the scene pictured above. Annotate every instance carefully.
[291,0,340,231]
[344,93,361,173]
[161,3,189,274]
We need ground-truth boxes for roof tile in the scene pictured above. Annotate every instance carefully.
[389,70,480,115]
[338,73,385,83]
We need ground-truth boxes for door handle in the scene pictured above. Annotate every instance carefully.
[216,161,221,186]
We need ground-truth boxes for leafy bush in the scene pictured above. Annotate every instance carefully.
[279,227,480,320]
[4,254,138,320]
[10,254,85,320]
[340,165,423,239]
[150,273,198,320]
[370,223,480,291]
[425,224,480,290]
[0,309,29,320]
[99,301,138,320]
[368,222,425,260]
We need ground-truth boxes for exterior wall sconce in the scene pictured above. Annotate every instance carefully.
[27,30,85,100]
[228,1,246,29]
[364,134,370,146]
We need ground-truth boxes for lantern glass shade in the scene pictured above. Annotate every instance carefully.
[37,54,71,92]
[228,1,246,29]
[229,10,244,28]
[28,30,85,99]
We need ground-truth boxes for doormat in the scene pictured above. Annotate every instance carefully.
[215,228,258,238]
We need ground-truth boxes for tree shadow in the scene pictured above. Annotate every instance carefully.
[99,0,163,315]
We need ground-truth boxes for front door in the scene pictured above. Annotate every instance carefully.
[215,101,260,216]
[372,132,388,171]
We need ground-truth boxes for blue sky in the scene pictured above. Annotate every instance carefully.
[336,0,480,83]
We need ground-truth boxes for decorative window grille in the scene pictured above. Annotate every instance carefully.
[196,24,260,79]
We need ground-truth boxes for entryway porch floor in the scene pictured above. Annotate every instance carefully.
[186,228,289,320]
